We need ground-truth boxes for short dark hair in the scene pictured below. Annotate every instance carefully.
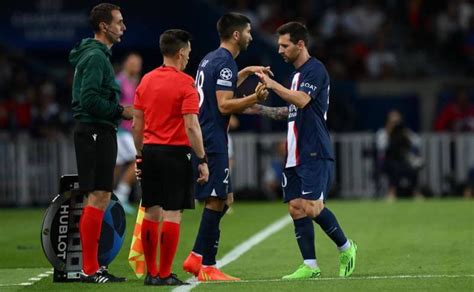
[90,3,121,33]
[277,22,309,46]
[217,13,251,40]
[159,29,192,57]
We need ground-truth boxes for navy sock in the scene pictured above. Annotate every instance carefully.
[313,207,347,247]
[191,214,205,255]
[293,217,316,260]
[219,204,229,219]
[192,205,228,255]
[198,208,222,266]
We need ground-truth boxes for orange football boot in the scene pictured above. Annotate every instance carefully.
[183,252,202,276]
[198,266,240,282]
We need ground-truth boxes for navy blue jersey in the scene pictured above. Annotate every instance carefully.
[195,47,238,154]
[285,57,334,168]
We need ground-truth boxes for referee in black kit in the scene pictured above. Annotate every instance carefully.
[69,3,133,283]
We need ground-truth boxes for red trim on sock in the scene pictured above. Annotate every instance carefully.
[159,221,180,278]
[80,206,104,275]
[141,218,160,277]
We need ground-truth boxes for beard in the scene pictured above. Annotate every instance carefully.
[238,38,249,51]
[106,30,122,44]
[280,54,292,63]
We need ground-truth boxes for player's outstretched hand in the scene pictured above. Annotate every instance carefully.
[255,82,269,102]
[243,66,274,77]
[255,72,275,89]
[197,163,209,184]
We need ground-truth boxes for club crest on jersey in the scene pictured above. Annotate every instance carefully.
[300,82,317,91]
[219,68,233,80]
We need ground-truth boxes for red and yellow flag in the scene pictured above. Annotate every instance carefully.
[128,202,146,278]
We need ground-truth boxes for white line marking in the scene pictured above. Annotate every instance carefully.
[216,216,292,268]
[173,215,292,292]
[0,268,54,287]
[172,213,474,291]
[193,274,474,285]
[0,283,33,287]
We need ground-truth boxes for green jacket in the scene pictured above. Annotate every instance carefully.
[69,38,122,129]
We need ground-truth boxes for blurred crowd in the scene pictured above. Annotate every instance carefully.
[0,46,75,139]
[219,0,474,79]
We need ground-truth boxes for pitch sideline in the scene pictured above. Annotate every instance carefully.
[192,273,474,285]
[173,215,293,292]
[0,268,53,287]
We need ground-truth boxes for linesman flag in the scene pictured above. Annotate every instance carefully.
[128,202,146,278]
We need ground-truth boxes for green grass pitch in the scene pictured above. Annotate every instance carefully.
[0,199,473,291]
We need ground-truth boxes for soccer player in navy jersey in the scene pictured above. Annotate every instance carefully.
[182,12,270,281]
[251,22,357,279]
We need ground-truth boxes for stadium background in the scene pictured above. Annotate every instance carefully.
[0,0,473,205]
[0,1,473,291]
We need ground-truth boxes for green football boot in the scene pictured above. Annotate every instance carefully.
[339,239,357,277]
[282,264,321,280]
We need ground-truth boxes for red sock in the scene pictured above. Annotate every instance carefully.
[79,206,104,275]
[159,221,180,278]
[141,219,160,277]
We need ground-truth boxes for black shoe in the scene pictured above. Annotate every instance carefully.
[144,273,162,285]
[80,267,126,283]
[160,273,189,286]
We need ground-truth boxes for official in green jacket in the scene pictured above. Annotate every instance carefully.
[69,3,132,284]
[70,37,123,129]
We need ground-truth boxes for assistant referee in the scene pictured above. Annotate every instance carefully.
[69,3,132,284]
[132,29,209,286]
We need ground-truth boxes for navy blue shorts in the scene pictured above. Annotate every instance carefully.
[282,160,334,203]
[193,153,233,201]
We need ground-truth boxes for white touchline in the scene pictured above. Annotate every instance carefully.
[0,283,33,287]
[172,215,292,292]
[0,268,54,287]
[189,274,474,285]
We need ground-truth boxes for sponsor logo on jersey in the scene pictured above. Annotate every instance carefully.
[217,79,232,87]
[300,82,317,91]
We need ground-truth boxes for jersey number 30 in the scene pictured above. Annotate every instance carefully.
[324,85,330,121]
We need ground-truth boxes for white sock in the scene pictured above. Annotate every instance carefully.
[338,240,351,252]
[303,259,318,269]
[191,251,202,258]
[114,182,131,203]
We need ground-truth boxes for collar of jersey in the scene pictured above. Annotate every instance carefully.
[160,64,179,72]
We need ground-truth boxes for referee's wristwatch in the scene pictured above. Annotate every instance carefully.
[198,154,208,164]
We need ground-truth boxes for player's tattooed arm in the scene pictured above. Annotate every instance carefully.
[243,104,288,120]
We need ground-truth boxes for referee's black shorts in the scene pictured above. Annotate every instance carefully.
[73,122,117,193]
[140,144,195,211]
